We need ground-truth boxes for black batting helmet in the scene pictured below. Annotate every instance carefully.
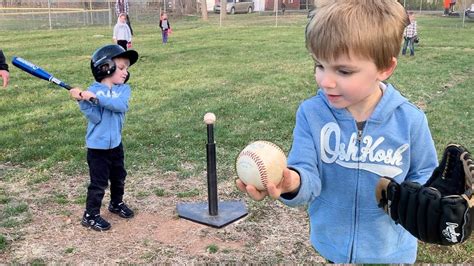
[90,44,139,82]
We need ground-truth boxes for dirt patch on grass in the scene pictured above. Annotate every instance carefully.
[0,170,324,263]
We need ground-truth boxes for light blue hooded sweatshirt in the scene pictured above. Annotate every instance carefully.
[79,82,130,149]
[281,83,438,263]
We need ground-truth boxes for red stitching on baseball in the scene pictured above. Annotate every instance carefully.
[238,150,268,189]
[259,140,286,158]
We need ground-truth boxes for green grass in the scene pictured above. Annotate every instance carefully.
[64,247,75,254]
[154,187,166,196]
[206,244,219,253]
[0,188,10,204]
[2,203,28,218]
[1,202,30,229]
[0,234,7,251]
[0,14,473,263]
[176,188,200,198]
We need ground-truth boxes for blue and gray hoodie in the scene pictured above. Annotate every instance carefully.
[281,83,438,263]
[79,82,130,149]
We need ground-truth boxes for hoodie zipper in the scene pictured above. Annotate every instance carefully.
[109,87,113,149]
[349,122,364,262]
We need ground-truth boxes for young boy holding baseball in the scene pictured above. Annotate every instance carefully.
[70,44,138,231]
[236,0,438,263]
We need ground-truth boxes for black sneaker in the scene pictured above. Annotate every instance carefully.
[108,202,134,218]
[81,212,111,231]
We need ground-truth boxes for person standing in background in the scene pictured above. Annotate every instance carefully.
[443,0,451,15]
[113,13,133,50]
[0,50,9,88]
[115,0,133,35]
[449,0,457,13]
[159,13,171,44]
[402,11,417,56]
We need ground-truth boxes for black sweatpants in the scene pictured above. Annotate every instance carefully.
[117,40,128,51]
[86,143,127,216]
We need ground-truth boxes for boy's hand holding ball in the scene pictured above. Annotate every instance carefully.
[235,140,301,200]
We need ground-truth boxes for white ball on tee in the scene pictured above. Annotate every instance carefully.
[203,112,216,124]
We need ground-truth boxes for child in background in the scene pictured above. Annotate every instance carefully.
[113,13,133,50]
[236,0,438,263]
[444,0,451,15]
[159,13,171,44]
[69,44,139,231]
[402,11,417,56]
[450,0,457,13]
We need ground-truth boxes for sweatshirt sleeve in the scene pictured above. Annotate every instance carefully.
[405,114,438,184]
[95,86,130,113]
[0,50,8,72]
[79,101,102,124]
[113,24,119,39]
[280,104,322,207]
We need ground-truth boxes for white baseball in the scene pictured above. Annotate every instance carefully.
[236,140,287,191]
[203,112,216,124]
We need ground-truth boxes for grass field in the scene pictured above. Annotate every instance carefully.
[0,13,473,263]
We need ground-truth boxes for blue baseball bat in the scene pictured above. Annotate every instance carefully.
[12,56,98,104]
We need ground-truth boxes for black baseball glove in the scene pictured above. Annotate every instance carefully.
[413,35,420,44]
[376,144,474,245]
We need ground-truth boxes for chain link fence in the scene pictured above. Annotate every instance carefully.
[0,0,198,30]
[1,0,473,30]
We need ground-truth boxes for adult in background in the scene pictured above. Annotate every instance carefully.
[402,11,417,56]
[0,50,9,88]
[115,0,133,35]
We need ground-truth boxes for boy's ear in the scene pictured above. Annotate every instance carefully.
[378,57,398,81]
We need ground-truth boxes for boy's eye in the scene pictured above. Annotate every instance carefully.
[338,69,353,75]
[314,63,323,72]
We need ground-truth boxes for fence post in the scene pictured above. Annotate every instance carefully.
[89,0,93,25]
[108,0,112,28]
[48,0,52,30]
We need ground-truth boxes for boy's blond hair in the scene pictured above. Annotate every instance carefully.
[306,0,409,70]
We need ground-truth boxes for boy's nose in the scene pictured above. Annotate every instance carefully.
[317,73,336,89]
